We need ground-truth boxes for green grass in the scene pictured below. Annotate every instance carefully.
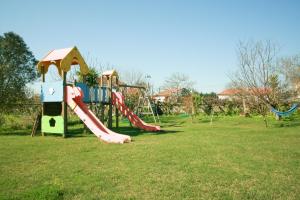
[0,114,299,199]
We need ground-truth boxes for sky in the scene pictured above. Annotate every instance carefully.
[0,0,300,93]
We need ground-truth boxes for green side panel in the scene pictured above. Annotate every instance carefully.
[42,116,64,134]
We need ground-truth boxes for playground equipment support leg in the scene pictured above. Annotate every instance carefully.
[63,71,67,138]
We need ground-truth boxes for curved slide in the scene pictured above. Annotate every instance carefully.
[112,92,160,132]
[66,86,131,144]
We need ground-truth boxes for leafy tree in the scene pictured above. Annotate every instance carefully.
[192,92,204,115]
[76,67,99,87]
[181,88,192,97]
[0,32,37,112]
[201,93,219,115]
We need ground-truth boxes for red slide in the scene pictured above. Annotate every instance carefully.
[112,92,160,132]
[66,86,131,144]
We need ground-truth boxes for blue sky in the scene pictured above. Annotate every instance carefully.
[1,0,300,93]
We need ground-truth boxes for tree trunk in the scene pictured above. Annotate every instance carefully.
[263,115,268,127]
[210,110,214,125]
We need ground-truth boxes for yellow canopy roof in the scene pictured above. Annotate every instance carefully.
[37,46,89,76]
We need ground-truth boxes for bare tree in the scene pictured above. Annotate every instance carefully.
[119,69,147,86]
[230,40,289,127]
[158,73,195,114]
[279,55,300,97]
[162,72,195,91]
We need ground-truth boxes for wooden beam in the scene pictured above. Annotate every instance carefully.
[119,84,146,90]
[41,66,45,136]
[108,76,113,129]
[116,77,119,128]
[63,71,67,138]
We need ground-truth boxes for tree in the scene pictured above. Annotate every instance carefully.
[230,40,290,127]
[0,32,37,112]
[201,93,219,115]
[162,72,195,91]
[76,67,99,87]
[119,69,147,86]
[161,73,195,111]
[279,55,300,97]
[118,70,152,114]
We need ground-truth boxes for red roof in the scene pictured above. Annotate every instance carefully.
[218,89,240,96]
[154,88,181,97]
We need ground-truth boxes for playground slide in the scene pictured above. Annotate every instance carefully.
[112,92,160,132]
[66,86,131,144]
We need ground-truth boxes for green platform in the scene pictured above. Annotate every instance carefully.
[42,116,64,134]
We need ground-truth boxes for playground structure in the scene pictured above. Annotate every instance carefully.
[134,85,160,124]
[118,82,160,124]
[34,46,160,143]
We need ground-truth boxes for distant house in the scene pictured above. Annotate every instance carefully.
[152,88,183,102]
[218,88,271,100]
[217,89,241,100]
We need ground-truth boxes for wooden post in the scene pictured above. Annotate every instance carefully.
[242,97,248,116]
[99,76,105,123]
[41,66,45,136]
[115,76,119,128]
[82,75,88,134]
[116,106,119,128]
[31,111,41,137]
[62,71,67,138]
[108,76,113,129]
[100,103,105,123]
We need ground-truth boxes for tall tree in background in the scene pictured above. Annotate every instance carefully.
[159,73,195,114]
[230,40,288,127]
[118,70,149,111]
[119,70,147,86]
[279,55,300,97]
[0,32,37,111]
[163,72,195,91]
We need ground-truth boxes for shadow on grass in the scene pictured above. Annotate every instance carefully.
[110,126,182,137]
[0,128,32,136]
[159,119,187,128]
[272,121,300,128]
[0,125,179,138]
[67,120,82,126]
[0,120,183,137]
[0,126,86,138]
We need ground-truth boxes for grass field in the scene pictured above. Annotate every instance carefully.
[0,114,299,199]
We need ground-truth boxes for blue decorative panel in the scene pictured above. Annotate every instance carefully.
[100,87,109,103]
[91,86,99,103]
[41,81,63,102]
[75,82,90,103]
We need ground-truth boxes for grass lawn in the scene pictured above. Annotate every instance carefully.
[0,114,299,199]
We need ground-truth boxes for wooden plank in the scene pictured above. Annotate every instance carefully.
[31,111,41,137]
[63,71,67,138]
